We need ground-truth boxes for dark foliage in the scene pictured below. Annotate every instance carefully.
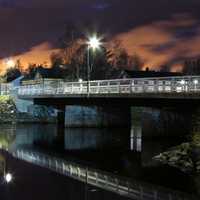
[4,67,21,82]
[182,59,200,75]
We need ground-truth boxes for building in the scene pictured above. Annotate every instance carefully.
[124,68,182,78]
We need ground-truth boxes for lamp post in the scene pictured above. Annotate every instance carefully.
[86,36,101,96]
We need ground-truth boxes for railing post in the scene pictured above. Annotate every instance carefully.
[86,167,88,183]
[154,80,158,93]
[77,167,80,177]
[105,175,108,186]
[55,160,58,170]
[49,159,51,168]
[71,84,73,94]
[188,77,193,92]
[62,162,65,173]
[140,186,143,200]
[142,81,146,93]
[97,81,100,93]
[171,78,175,92]
[127,181,130,194]
[118,81,120,93]
[154,190,158,200]
[168,193,172,200]
[115,178,119,191]
[107,81,110,93]
[95,172,98,183]
[130,80,134,93]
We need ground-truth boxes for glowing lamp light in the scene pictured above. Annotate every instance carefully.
[5,173,12,183]
[79,78,83,83]
[5,59,15,68]
[87,36,101,50]
[180,80,185,85]
[194,79,198,85]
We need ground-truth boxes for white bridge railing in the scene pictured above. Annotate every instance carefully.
[18,76,200,96]
[12,149,195,200]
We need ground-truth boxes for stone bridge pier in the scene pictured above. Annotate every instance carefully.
[55,105,131,149]
[56,105,131,128]
[141,107,194,139]
[56,105,197,140]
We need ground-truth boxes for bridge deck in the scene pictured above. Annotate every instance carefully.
[18,76,200,100]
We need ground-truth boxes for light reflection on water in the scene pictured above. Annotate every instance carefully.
[0,124,141,153]
[130,123,142,152]
[0,123,198,198]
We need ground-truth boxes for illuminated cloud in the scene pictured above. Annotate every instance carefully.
[114,14,200,71]
[0,42,59,74]
[0,0,200,74]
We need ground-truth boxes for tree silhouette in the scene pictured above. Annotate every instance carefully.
[4,67,21,82]
[182,59,200,75]
[129,53,144,70]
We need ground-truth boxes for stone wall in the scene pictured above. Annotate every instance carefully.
[65,106,131,128]
[141,107,192,138]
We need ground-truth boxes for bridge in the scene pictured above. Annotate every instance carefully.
[18,76,200,98]
[15,75,200,129]
[16,75,200,107]
[1,75,199,131]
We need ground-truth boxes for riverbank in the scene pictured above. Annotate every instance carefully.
[0,95,56,124]
[153,131,200,173]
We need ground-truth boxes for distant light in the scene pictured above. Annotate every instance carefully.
[79,78,83,83]
[89,189,98,192]
[180,80,185,85]
[5,59,15,68]
[5,173,12,183]
[87,36,101,50]
[194,79,198,85]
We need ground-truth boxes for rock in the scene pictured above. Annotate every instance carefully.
[197,160,200,172]
[153,142,195,173]
[27,105,56,118]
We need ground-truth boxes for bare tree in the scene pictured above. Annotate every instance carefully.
[129,53,144,70]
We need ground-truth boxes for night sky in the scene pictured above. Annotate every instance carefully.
[0,0,200,71]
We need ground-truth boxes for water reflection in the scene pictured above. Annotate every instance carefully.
[12,148,194,200]
[0,124,132,152]
[0,125,15,150]
[130,123,142,152]
[0,123,198,199]
[64,128,131,151]
[0,153,6,176]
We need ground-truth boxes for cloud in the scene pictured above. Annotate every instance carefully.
[0,42,59,74]
[0,0,200,74]
[114,14,200,71]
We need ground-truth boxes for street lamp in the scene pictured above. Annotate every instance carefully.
[87,36,101,50]
[180,80,185,85]
[86,36,102,96]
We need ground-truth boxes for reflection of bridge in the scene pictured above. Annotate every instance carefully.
[12,148,195,200]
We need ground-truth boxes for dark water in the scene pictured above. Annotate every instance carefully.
[0,123,199,200]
